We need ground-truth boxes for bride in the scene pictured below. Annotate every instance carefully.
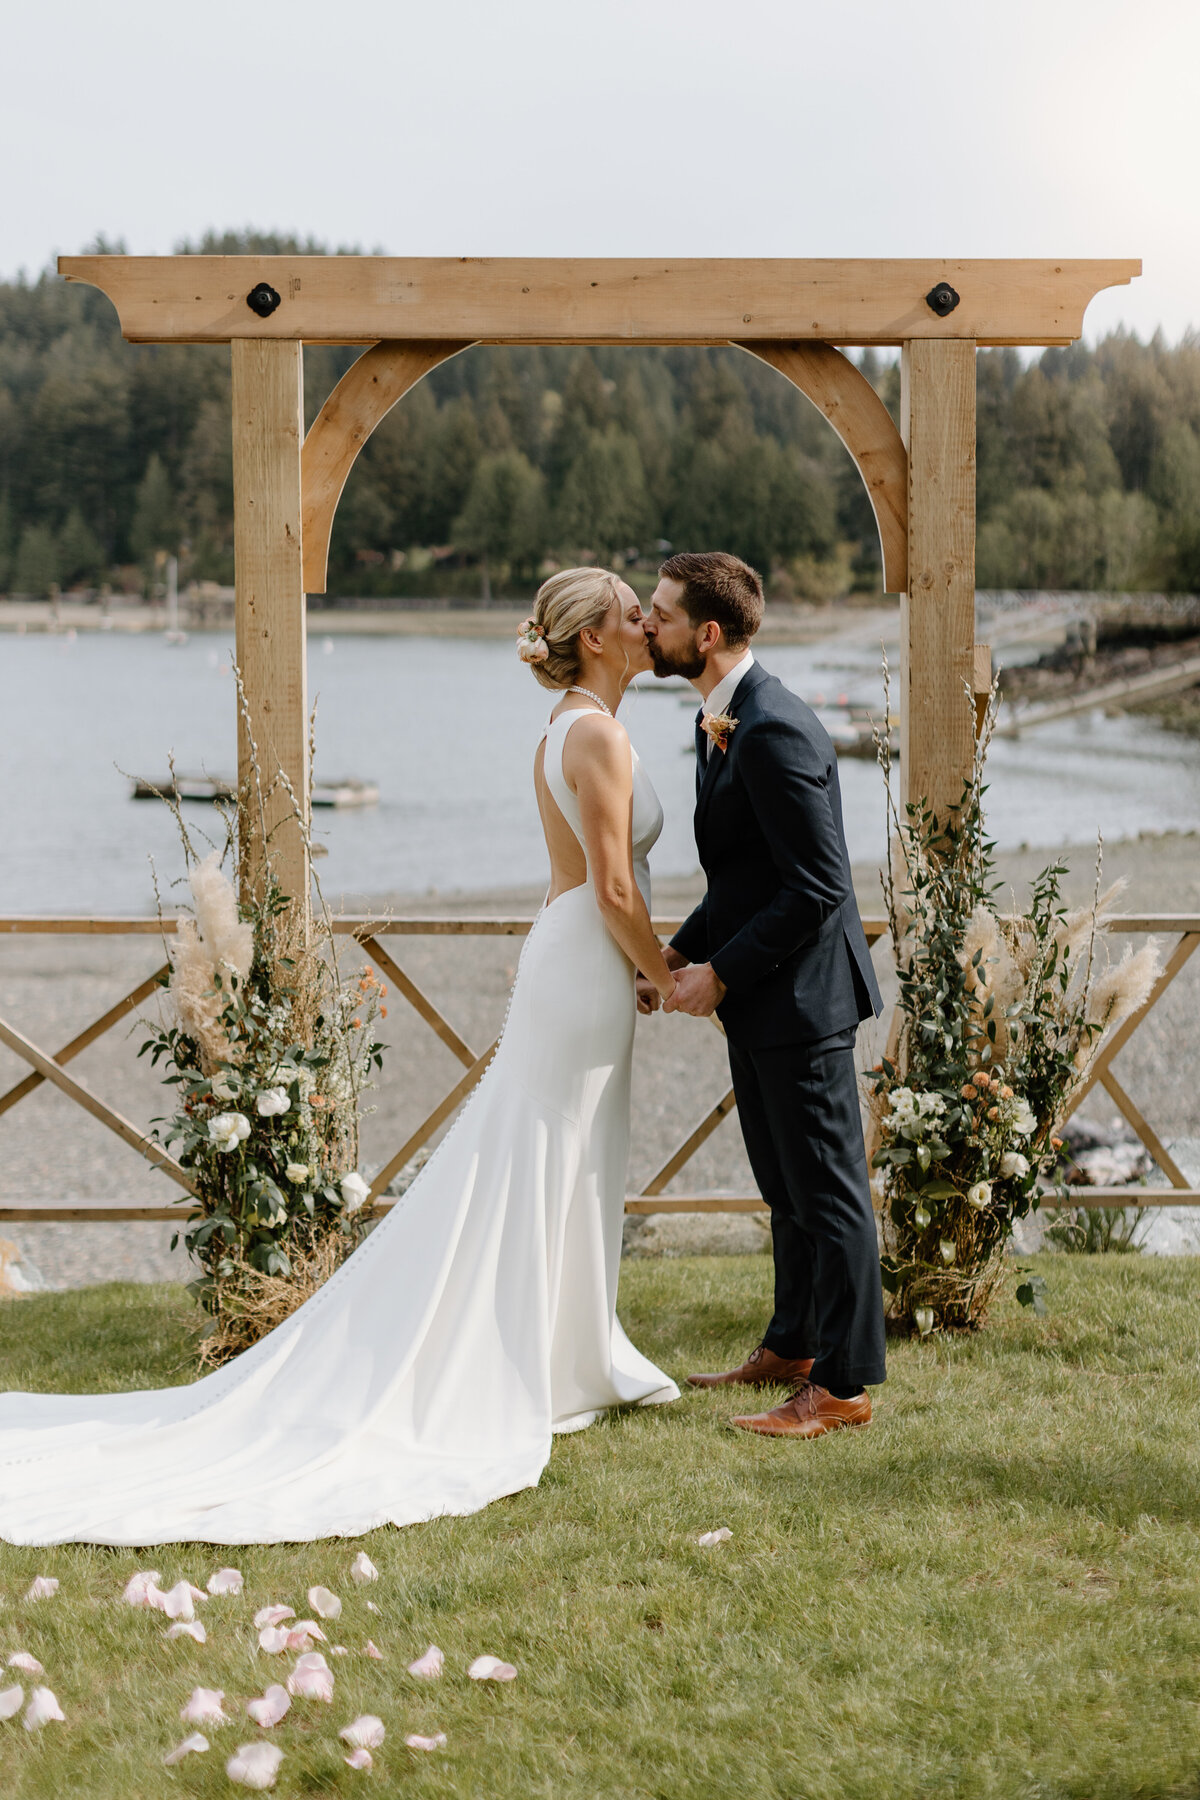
[0,568,680,1546]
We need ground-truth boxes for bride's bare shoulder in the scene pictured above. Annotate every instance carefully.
[559,710,630,775]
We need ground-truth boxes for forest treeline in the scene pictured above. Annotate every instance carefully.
[1,232,1198,601]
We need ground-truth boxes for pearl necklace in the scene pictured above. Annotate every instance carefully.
[567,685,613,717]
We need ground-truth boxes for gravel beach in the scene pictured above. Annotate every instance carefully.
[1,832,1196,1289]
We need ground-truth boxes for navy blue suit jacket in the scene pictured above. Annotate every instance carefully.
[671,661,882,1048]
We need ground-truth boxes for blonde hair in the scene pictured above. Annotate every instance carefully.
[523,567,622,691]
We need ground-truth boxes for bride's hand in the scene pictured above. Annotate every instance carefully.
[636,976,661,1015]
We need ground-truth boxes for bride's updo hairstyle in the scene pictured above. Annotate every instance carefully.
[517,567,623,691]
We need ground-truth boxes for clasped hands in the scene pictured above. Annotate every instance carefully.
[636,955,726,1019]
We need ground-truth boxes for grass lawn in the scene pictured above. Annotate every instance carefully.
[2,1254,1200,1799]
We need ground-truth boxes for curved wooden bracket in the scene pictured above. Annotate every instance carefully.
[736,341,907,594]
[301,339,472,592]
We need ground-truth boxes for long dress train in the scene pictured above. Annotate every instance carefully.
[0,709,677,1545]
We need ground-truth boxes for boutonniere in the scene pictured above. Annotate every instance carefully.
[702,711,738,753]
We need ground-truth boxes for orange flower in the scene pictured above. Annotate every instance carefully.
[1051,1136,1063,1150]
[1000,1085,1014,1100]
[310,1094,325,1108]
[987,1105,1000,1120]
[380,1006,388,1018]
[351,1017,362,1030]
[379,985,387,999]
[962,1083,977,1099]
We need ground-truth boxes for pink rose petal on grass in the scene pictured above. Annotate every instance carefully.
[165,1620,207,1643]
[284,1620,327,1651]
[227,1741,284,1788]
[258,1626,291,1655]
[350,1552,378,1584]
[181,1686,228,1725]
[364,1640,383,1660]
[365,1600,380,1615]
[0,1686,24,1722]
[24,1686,66,1730]
[697,1527,733,1548]
[407,1644,443,1679]
[339,1715,384,1750]
[207,1567,243,1596]
[307,1585,342,1620]
[7,1654,43,1675]
[344,1747,374,1770]
[468,1654,517,1682]
[246,1684,290,1728]
[163,1731,210,1766]
[158,1580,206,1621]
[122,1569,162,1606]
[405,1731,447,1751]
[286,1651,334,1702]
[330,1645,349,1657]
[254,1604,295,1630]
[24,1577,59,1602]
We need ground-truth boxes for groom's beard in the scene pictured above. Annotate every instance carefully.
[646,638,706,680]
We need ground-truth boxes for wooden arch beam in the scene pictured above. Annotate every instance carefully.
[738,341,907,594]
[301,339,471,593]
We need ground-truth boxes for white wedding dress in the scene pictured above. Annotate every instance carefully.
[0,709,677,1545]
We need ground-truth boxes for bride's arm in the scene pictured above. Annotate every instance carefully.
[565,715,676,1002]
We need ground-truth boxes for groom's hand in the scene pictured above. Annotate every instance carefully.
[663,963,726,1017]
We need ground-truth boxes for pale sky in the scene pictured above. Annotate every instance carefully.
[5,0,1196,343]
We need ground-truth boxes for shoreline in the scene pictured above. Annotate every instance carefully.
[0,597,895,645]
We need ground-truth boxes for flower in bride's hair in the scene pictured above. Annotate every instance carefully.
[516,618,550,663]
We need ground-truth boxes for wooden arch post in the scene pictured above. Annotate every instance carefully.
[58,255,1140,907]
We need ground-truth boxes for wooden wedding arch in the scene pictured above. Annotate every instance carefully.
[9,254,1193,1222]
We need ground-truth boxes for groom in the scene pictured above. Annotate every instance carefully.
[642,551,887,1437]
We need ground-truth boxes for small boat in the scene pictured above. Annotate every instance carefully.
[132,776,379,808]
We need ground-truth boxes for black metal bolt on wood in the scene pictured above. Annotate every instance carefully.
[925,282,961,317]
[246,283,282,318]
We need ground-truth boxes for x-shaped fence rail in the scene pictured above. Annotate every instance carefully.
[0,913,1196,1224]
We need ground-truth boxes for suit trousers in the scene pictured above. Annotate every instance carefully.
[728,1027,887,1389]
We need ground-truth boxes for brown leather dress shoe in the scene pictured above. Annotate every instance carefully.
[687,1344,815,1390]
[730,1381,871,1438]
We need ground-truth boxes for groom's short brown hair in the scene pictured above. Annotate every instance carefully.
[658,551,764,650]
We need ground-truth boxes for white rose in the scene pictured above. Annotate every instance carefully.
[339,1171,370,1215]
[966,1181,992,1209]
[889,1088,917,1117]
[1010,1099,1036,1138]
[917,1092,947,1118]
[1000,1151,1030,1180]
[285,1162,310,1184]
[208,1112,250,1153]
[255,1087,291,1118]
[210,1074,237,1101]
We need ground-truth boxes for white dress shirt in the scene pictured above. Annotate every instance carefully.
[700,649,756,758]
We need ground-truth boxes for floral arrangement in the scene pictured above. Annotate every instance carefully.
[867,671,1160,1333]
[516,617,549,663]
[140,698,386,1365]
[701,711,739,753]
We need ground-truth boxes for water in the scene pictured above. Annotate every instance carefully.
[2,630,1199,914]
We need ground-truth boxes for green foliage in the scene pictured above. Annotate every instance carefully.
[12,521,59,596]
[128,451,176,563]
[868,670,1160,1333]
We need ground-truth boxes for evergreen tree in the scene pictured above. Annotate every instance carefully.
[554,427,652,560]
[58,508,104,585]
[13,522,60,596]
[130,453,176,562]
[453,451,545,599]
